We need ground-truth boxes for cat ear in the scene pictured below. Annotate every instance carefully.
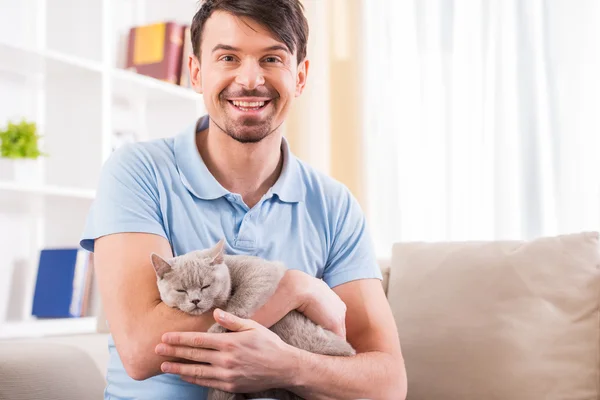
[151,253,172,279]
[209,239,225,265]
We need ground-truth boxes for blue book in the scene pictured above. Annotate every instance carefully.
[31,248,91,319]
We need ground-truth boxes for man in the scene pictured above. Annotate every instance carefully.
[80,0,407,398]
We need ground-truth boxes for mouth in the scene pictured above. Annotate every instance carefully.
[227,99,272,115]
[187,306,205,315]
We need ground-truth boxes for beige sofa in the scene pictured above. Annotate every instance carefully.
[1,231,599,400]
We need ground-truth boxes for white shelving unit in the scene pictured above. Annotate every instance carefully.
[0,181,96,199]
[0,0,205,339]
[0,317,99,340]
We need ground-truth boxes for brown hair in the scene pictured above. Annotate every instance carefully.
[191,0,309,65]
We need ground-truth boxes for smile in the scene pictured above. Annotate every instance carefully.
[227,99,271,113]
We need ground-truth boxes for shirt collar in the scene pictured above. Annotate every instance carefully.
[270,136,305,203]
[174,115,305,203]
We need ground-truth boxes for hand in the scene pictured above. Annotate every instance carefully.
[290,270,347,339]
[155,309,298,393]
[250,270,347,339]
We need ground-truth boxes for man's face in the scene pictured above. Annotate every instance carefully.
[189,11,309,143]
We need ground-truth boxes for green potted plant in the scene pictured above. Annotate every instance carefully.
[0,119,46,184]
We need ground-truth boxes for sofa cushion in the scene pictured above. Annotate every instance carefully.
[0,342,105,400]
[378,258,391,294]
[388,231,600,400]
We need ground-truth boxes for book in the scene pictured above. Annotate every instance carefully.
[31,248,93,319]
[125,21,185,84]
[79,252,95,317]
[179,25,193,88]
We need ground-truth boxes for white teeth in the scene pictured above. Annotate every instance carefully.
[232,100,266,108]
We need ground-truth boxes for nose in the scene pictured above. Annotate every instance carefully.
[235,60,265,89]
[191,299,200,305]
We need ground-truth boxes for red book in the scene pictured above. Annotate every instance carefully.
[179,26,193,88]
[125,21,185,84]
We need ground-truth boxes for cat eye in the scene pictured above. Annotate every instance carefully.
[176,289,187,293]
[201,284,211,290]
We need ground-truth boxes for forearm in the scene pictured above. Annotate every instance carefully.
[118,302,214,380]
[128,271,302,379]
[286,348,407,400]
[250,270,302,328]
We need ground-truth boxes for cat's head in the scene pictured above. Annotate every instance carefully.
[150,239,231,315]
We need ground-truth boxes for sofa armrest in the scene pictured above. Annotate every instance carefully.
[378,258,391,296]
[0,341,105,400]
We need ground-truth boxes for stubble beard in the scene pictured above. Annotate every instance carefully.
[213,87,283,143]
[212,101,283,144]
[218,116,275,144]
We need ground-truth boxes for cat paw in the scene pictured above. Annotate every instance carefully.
[208,323,229,334]
[207,388,238,400]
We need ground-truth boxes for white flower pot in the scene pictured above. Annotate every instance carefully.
[13,158,43,185]
[0,158,12,181]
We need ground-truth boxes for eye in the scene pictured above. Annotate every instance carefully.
[264,56,281,63]
[176,289,187,293]
[201,284,211,290]
[220,55,235,62]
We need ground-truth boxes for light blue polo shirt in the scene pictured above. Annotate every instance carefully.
[80,115,382,400]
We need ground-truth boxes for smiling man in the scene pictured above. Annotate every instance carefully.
[80,0,407,399]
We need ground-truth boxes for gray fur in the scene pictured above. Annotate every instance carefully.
[151,239,355,400]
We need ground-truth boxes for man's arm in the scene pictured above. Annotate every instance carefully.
[94,232,216,380]
[94,233,343,381]
[157,278,406,399]
[287,278,407,400]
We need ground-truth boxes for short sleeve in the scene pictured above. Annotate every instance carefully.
[322,188,383,288]
[79,144,168,252]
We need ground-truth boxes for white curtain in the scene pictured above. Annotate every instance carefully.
[362,0,600,256]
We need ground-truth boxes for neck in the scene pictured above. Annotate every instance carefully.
[196,120,283,208]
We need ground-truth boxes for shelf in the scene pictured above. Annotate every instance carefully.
[0,181,96,199]
[43,48,103,73]
[112,67,201,103]
[0,42,202,105]
[0,41,103,77]
[0,317,98,340]
[0,42,37,77]
[0,1,203,344]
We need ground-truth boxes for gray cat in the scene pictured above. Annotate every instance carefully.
[150,239,355,400]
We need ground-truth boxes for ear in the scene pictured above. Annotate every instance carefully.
[213,261,231,281]
[151,253,172,279]
[188,53,203,94]
[295,58,309,97]
[209,239,225,265]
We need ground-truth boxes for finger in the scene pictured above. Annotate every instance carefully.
[332,325,346,339]
[180,375,233,392]
[161,332,226,350]
[338,317,347,339]
[155,344,219,364]
[214,308,259,332]
[161,362,226,380]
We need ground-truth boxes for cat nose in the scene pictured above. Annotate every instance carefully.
[191,299,200,305]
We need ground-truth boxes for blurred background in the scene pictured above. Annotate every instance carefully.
[0,0,598,350]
